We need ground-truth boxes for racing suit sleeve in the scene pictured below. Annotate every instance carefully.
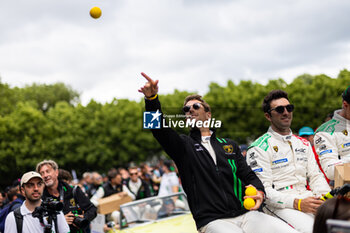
[247,146,296,209]
[305,144,331,195]
[145,96,186,163]
[75,186,98,222]
[314,131,342,180]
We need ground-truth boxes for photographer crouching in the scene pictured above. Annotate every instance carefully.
[4,171,70,233]
[36,160,97,233]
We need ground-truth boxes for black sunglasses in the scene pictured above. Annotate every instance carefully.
[269,104,294,114]
[183,103,201,113]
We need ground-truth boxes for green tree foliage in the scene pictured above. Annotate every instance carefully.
[19,83,80,112]
[0,70,349,188]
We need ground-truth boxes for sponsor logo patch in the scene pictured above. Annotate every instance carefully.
[343,130,348,136]
[272,158,288,165]
[223,145,233,154]
[250,160,258,168]
[342,142,350,148]
[319,149,333,156]
[315,137,323,144]
[273,146,278,152]
[253,168,263,172]
[249,152,257,159]
[295,148,306,153]
[194,144,203,151]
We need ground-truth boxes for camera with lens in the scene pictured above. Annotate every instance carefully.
[32,197,63,218]
[69,206,90,229]
[32,197,64,233]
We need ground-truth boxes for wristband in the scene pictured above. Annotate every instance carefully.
[146,94,158,100]
[298,199,302,211]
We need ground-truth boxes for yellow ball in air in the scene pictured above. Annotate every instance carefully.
[90,7,102,19]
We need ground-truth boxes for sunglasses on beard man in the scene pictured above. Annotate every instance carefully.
[269,104,294,114]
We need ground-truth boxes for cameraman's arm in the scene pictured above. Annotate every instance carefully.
[75,186,98,221]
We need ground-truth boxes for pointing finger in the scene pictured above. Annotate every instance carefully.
[141,72,153,83]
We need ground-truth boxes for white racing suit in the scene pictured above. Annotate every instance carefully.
[247,127,330,233]
[314,110,350,180]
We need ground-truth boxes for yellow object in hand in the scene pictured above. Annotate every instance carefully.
[243,198,256,210]
[90,7,102,19]
[245,186,257,196]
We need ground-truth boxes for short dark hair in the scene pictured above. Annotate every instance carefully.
[184,95,211,112]
[342,86,350,103]
[313,197,350,233]
[7,186,19,202]
[262,90,289,113]
[107,168,120,181]
[58,169,73,182]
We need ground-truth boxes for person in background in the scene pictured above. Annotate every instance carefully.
[314,86,350,181]
[126,167,152,200]
[239,144,248,157]
[0,192,5,210]
[313,192,350,233]
[4,171,70,233]
[82,172,93,195]
[58,169,74,184]
[88,172,103,198]
[118,168,130,183]
[299,126,330,184]
[90,168,135,227]
[37,160,97,233]
[158,161,179,197]
[140,163,159,196]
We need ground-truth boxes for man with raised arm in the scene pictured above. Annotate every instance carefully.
[246,90,330,233]
[138,73,299,233]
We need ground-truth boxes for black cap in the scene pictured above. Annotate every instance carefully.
[342,86,350,103]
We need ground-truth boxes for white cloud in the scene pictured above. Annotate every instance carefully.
[1,0,349,105]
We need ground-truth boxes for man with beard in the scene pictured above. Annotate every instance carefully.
[246,90,330,233]
[36,160,97,233]
[4,171,69,233]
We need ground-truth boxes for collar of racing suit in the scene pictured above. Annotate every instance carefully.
[333,109,350,124]
[268,127,293,143]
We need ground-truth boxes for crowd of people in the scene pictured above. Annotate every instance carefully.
[0,158,181,232]
[0,76,349,233]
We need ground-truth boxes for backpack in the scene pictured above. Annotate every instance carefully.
[0,199,22,232]
[13,208,23,233]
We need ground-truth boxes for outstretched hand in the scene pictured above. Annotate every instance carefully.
[138,72,159,98]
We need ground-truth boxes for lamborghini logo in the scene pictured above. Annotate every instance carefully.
[70,198,76,207]
[223,145,233,154]
[273,146,278,152]
[343,130,348,136]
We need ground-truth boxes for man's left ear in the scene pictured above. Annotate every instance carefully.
[206,112,211,119]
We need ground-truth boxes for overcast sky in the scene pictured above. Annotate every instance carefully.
[1,0,349,105]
